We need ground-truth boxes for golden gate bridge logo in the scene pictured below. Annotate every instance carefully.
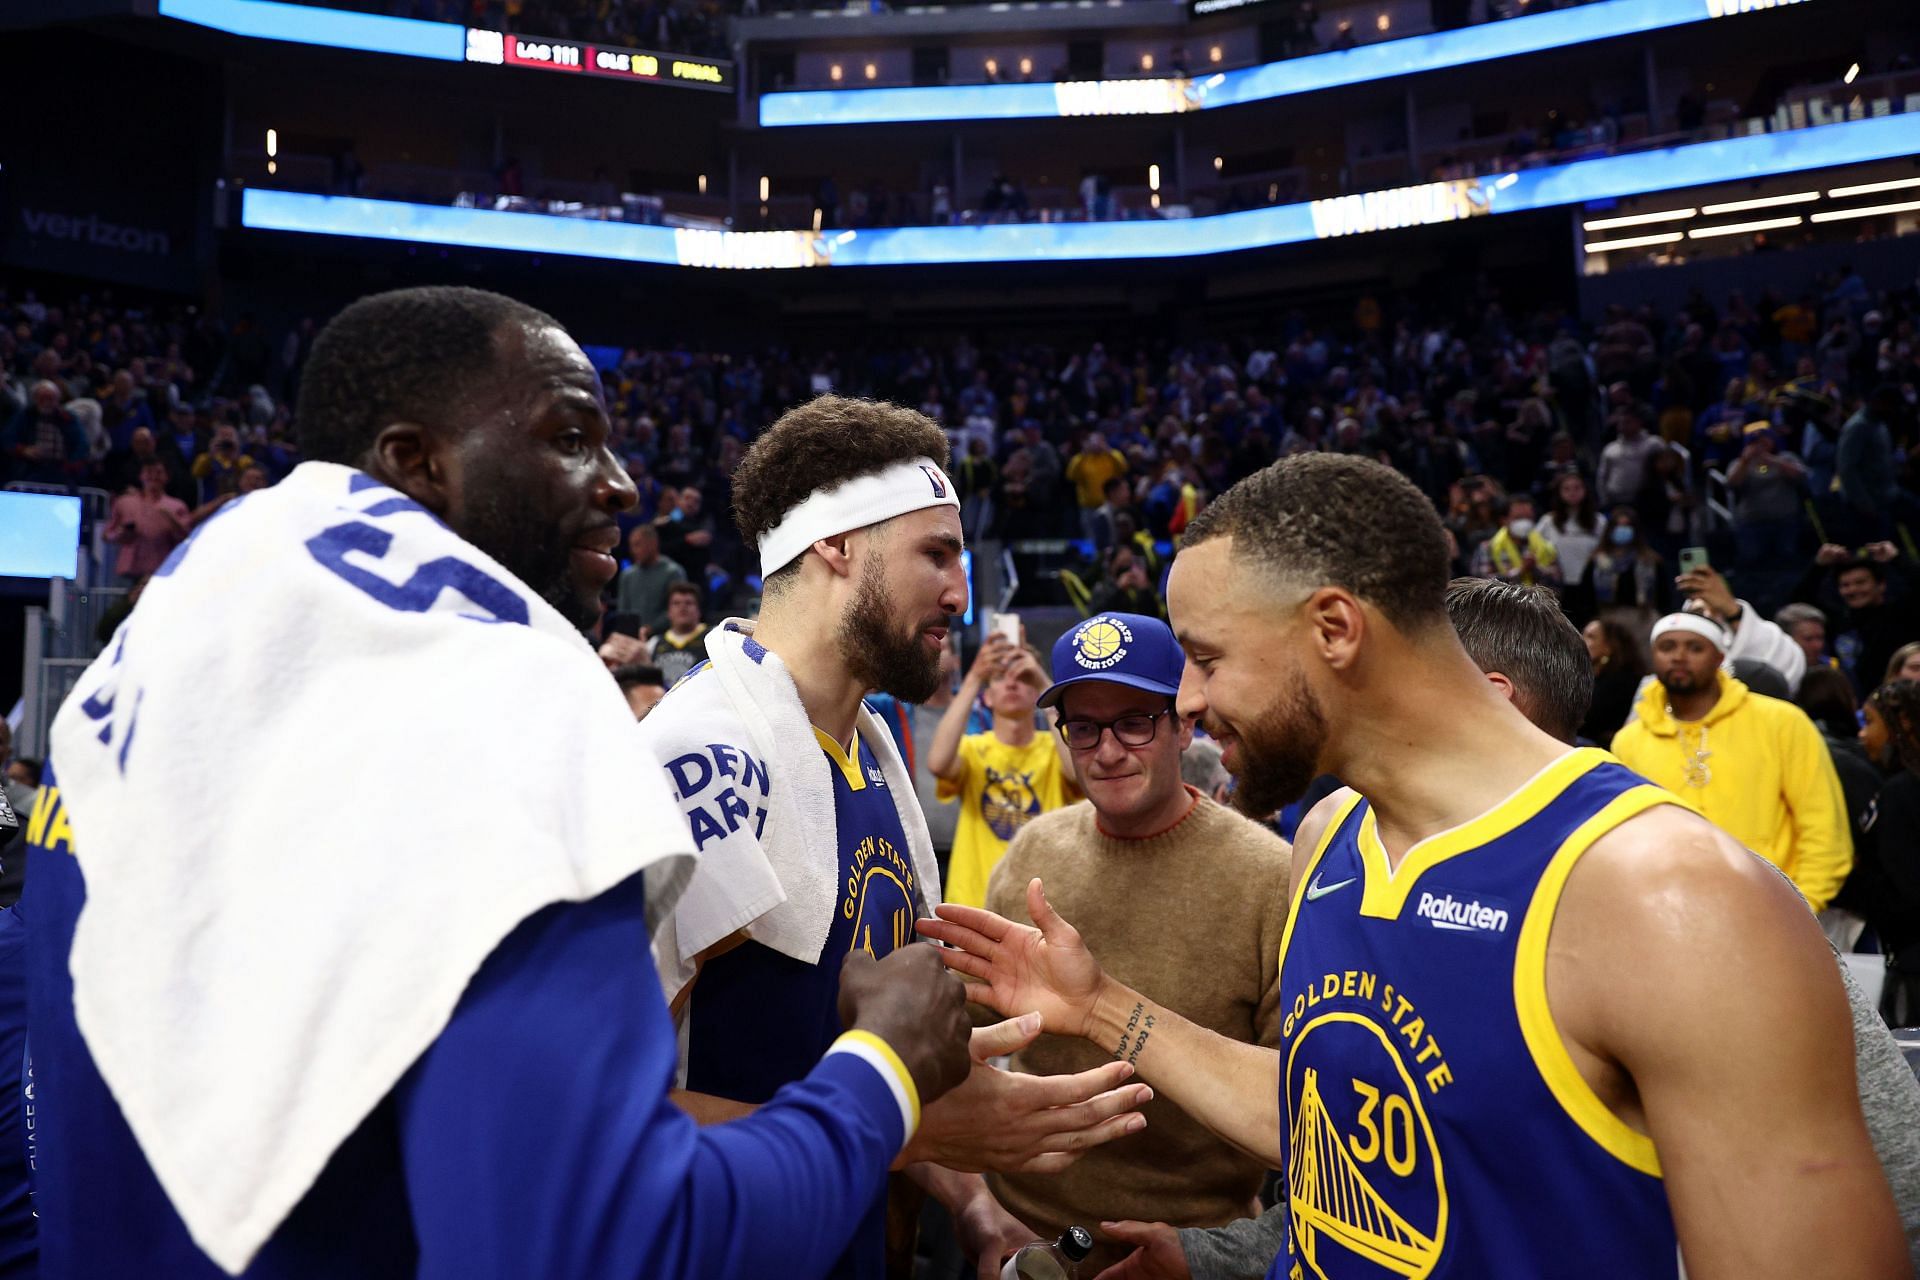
[1287,1015,1446,1279]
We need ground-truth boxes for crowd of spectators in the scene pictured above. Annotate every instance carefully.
[7,258,1919,989]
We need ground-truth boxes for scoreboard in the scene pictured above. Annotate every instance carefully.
[463,29,732,92]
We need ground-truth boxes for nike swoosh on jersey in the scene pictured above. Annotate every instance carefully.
[1305,873,1358,901]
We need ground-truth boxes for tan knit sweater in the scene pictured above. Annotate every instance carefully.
[983,791,1291,1274]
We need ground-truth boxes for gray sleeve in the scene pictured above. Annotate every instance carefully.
[1177,1204,1287,1280]
[1837,956,1920,1272]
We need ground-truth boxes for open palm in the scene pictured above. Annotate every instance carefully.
[916,878,1107,1041]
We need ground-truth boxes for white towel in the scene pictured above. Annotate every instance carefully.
[638,619,941,992]
[49,461,695,1275]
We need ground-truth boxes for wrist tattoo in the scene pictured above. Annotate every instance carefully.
[1114,1001,1156,1065]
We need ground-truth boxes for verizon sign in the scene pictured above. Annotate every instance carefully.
[18,208,173,256]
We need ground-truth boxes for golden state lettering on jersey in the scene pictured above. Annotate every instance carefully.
[661,743,770,851]
[1275,751,1683,1280]
[842,834,916,956]
[817,729,923,958]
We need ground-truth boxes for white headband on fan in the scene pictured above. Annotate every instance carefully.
[758,456,960,577]
[1651,612,1728,652]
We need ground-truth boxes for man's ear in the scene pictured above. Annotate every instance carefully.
[365,422,451,516]
[810,531,857,579]
[1484,670,1517,704]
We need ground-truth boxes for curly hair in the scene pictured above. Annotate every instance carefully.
[1180,453,1451,632]
[296,286,557,466]
[732,394,950,588]
[1869,678,1920,775]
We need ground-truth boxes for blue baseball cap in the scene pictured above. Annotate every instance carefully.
[1037,612,1184,709]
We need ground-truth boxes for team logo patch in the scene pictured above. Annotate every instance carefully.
[1287,1012,1448,1280]
[920,465,948,499]
[1074,616,1133,671]
[981,765,1040,841]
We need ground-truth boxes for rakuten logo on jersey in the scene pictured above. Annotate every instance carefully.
[1414,890,1511,937]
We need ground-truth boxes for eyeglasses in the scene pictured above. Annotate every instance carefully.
[1057,707,1176,751]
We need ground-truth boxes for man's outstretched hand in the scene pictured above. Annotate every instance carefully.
[902,1012,1150,1174]
[916,878,1109,1042]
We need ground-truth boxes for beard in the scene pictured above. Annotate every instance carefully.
[1657,667,1703,697]
[838,556,945,702]
[1212,666,1329,820]
[458,464,598,631]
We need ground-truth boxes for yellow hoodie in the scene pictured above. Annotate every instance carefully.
[1610,670,1850,912]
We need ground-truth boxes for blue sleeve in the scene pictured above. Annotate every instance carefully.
[396,871,906,1280]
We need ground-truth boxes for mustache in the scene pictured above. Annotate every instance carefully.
[1200,715,1236,740]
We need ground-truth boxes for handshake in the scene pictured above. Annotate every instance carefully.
[837,942,1152,1174]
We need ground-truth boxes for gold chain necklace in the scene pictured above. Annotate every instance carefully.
[1668,706,1712,788]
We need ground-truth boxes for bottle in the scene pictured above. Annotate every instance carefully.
[1000,1226,1095,1280]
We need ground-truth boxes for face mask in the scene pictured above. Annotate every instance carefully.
[1611,526,1636,546]
[1508,518,1535,540]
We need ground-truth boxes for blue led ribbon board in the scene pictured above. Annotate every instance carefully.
[242,111,1915,269]
[761,0,1813,126]
[158,0,466,60]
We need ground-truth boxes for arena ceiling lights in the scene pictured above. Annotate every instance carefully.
[1581,169,1920,251]
[758,0,1815,127]
[240,111,1916,270]
[156,0,733,90]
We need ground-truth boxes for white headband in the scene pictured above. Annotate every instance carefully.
[758,456,960,577]
[1651,612,1727,652]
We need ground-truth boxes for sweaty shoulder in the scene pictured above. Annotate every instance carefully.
[1549,800,1832,1045]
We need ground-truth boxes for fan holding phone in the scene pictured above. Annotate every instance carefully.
[1674,548,1807,692]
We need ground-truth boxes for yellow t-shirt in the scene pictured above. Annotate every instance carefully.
[938,732,1076,908]
[1066,449,1127,509]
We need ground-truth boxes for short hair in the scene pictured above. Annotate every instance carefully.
[1838,560,1885,583]
[1180,737,1229,793]
[295,286,559,466]
[1180,453,1450,632]
[667,581,702,604]
[1774,602,1826,631]
[611,664,666,692]
[1444,577,1592,743]
[1795,665,1858,739]
[731,395,951,592]
[8,759,42,790]
[1496,492,1534,518]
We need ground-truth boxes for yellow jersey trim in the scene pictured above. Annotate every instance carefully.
[1512,783,1676,1179]
[1356,748,1611,920]
[1275,790,1367,1006]
[836,1028,922,1132]
[813,727,868,792]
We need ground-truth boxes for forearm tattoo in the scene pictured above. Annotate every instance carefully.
[1114,1000,1156,1065]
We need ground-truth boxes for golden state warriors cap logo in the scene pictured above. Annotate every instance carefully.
[1074,616,1133,671]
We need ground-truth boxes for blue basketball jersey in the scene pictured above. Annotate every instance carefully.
[1273,748,1681,1280]
[686,728,925,1280]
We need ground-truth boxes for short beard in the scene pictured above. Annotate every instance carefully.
[838,556,943,702]
[1657,669,1700,697]
[458,462,596,630]
[1216,667,1328,820]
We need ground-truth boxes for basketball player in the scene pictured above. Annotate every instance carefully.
[1097,578,1920,1280]
[20,287,973,1279]
[922,454,1908,1278]
[640,395,1152,1280]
